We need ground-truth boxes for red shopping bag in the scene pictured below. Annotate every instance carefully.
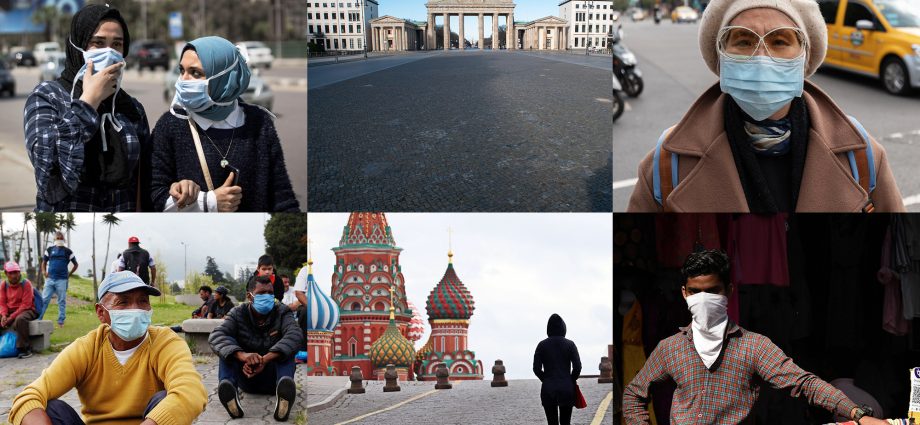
[575,384,587,409]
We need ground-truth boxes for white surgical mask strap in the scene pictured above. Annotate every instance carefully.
[203,57,241,107]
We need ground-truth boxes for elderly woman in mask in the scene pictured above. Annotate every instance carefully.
[150,36,299,212]
[627,0,905,213]
[24,4,150,212]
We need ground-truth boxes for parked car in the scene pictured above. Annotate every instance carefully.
[127,40,170,71]
[39,53,67,83]
[163,66,274,111]
[33,42,61,65]
[819,0,920,95]
[671,6,700,23]
[9,47,36,67]
[0,60,15,97]
[237,41,274,69]
[630,8,647,22]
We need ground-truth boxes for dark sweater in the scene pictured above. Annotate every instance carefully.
[149,103,300,212]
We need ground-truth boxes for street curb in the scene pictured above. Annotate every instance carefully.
[306,379,350,413]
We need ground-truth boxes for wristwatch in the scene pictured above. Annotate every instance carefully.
[852,406,868,423]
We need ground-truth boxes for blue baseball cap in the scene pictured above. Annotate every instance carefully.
[97,271,161,300]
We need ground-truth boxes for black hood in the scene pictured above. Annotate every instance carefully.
[547,313,566,337]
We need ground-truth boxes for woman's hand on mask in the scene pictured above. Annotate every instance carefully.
[169,179,201,209]
[79,60,124,109]
[215,172,242,212]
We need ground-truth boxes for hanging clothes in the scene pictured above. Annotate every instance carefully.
[726,214,790,287]
[879,225,909,335]
[891,215,920,319]
[621,300,657,425]
[654,214,721,268]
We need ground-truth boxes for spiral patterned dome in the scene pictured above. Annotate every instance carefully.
[407,300,426,342]
[426,254,475,320]
[369,311,416,368]
[306,261,339,332]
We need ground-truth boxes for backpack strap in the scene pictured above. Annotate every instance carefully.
[652,126,678,211]
[845,115,877,213]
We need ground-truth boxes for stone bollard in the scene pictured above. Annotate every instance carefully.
[347,366,365,394]
[383,364,401,392]
[598,356,614,384]
[434,363,452,389]
[491,360,508,387]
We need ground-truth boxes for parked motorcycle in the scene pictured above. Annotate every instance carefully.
[612,25,644,98]
[613,67,625,123]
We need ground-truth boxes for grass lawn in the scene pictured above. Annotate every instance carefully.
[30,275,196,347]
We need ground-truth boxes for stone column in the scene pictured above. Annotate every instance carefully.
[493,13,500,49]
[507,12,514,50]
[428,13,435,50]
[444,12,450,49]
[552,27,558,50]
[371,26,376,51]
[539,26,545,50]
[478,14,484,49]
[458,13,464,50]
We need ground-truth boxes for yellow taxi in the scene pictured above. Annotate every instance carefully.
[818,0,920,95]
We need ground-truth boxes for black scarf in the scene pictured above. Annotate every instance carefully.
[58,5,141,187]
[724,96,810,213]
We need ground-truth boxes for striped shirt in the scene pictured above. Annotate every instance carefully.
[622,321,858,424]
[23,81,149,212]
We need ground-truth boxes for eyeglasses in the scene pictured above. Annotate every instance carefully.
[717,26,807,62]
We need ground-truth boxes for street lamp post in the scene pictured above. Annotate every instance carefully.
[584,0,595,56]
[180,242,188,284]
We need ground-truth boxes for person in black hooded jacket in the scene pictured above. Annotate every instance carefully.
[534,313,582,425]
[24,4,151,212]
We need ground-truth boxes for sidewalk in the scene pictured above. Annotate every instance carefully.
[306,376,349,412]
[0,139,37,211]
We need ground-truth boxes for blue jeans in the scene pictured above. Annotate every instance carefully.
[45,390,165,425]
[219,354,295,395]
[40,278,68,324]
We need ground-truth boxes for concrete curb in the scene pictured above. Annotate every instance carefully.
[307,379,350,413]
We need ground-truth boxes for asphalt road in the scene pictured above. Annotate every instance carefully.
[612,20,920,212]
[0,63,306,211]
[307,51,613,212]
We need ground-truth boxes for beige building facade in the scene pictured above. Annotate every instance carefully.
[517,16,569,50]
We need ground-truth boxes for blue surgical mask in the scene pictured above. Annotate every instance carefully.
[68,38,126,152]
[252,293,275,315]
[104,306,151,341]
[171,57,239,120]
[719,54,806,122]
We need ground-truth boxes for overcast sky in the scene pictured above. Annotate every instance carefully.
[1,213,271,282]
[380,0,566,40]
[307,213,613,379]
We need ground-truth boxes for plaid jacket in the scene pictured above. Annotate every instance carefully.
[23,81,149,212]
[622,321,858,424]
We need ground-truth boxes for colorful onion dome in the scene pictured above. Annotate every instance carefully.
[426,252,475,320]
[407,300,426,342]
[306,260,339,332]
[416,335,433,361]
[369,304,416,368]
[339,212,396,247]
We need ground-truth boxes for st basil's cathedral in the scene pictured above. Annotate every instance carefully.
[306,212,484,381]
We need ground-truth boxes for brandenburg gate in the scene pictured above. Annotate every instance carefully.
[426,0,516,50]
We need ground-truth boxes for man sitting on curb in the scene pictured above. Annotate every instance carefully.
[0,261,38,359]
[209,276,303,422]
[8,271,208,425]
[207,286,234,319]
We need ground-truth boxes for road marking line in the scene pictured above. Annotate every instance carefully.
[905,194,920,207]
[334,389,440,425]
[613,178,638,190]
[590,391,614,425]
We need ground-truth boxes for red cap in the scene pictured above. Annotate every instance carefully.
[128,236,140,243]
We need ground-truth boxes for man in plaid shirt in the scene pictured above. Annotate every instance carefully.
[622,250,886,425]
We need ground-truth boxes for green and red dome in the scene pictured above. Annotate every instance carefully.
[426,254,475,320]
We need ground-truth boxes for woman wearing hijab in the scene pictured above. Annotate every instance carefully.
[150,36,299,212]
[626,0,905,213]
[533,314,582,425]
[24,4,150,212]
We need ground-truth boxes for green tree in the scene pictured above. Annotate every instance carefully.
[264,214,308,272]
[153,254,168,303]
[57,213,77,247]
[184,272,214,295]
[32,6,60,43]
[34,213,61,288]
[101,213,121,281]
[170,282,182,295]
[203,256,224,284]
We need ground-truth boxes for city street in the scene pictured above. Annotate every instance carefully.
[307,51,613,212]
[612,20,920,212]
[307,378,613,425]
[0,62,307,211]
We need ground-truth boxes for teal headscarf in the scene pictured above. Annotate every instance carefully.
[181,36,251,121]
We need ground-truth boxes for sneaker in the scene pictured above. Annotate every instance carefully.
[218,379,244,419]
[57,321,64,328]
[273,376,296,422]
[17,349,33,359]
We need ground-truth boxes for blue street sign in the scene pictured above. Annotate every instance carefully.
[169,12,183,39]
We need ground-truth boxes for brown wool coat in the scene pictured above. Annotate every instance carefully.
[627,81,906,212]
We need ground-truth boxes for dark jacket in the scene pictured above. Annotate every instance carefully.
[533,314,582,407]
[208,301,303,361]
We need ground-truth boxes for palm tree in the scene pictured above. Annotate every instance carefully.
[57,213,77,247]
[92,213,98,301]
[0,213,7,262]
[23,213,34,281]
[34,213,60,288]
[101,213,121,282]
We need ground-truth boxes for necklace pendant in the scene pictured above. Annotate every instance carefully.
[220,159,229,168]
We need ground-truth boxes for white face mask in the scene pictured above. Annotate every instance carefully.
[68,38,126,152]
[686,291,728,331]
[55,239,65,247]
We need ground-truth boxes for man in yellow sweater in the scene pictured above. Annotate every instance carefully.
[8,271,208,425]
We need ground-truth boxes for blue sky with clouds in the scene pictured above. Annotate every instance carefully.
[378,0,566,40]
